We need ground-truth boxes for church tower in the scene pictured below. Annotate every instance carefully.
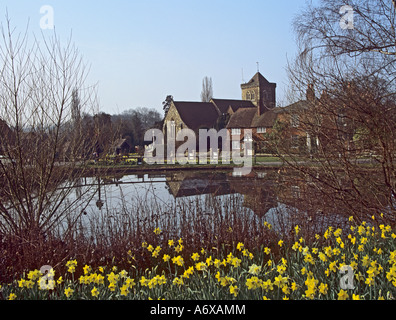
[241,72,276,115]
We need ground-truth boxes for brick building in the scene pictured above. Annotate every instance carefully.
[162,72,312,154]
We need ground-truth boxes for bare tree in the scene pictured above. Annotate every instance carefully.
[200,76,213,102]
[270,0,396,222]
[0,18,98,242]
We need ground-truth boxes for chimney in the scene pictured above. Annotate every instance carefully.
[306,84,315,101]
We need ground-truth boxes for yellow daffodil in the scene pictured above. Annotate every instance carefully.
[91,287,99,298]
[173,277,184,286]
[248,264,262,275]
[8,293,17,300]
[64,287,74,298]
[83,265,91,275]
[191,252,200,261]
[337,289,349,300]
[278,239,284,247]
[120,284,129,296]
[229,285,239,297]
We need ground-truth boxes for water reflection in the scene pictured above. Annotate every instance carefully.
[70,168,394,238]
[165,171,278,217]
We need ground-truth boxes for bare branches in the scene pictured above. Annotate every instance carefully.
[200,76,213,103]
[0,19,98,238]
[278,0,396,220]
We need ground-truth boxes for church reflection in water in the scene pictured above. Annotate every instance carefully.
[164,170,279,217]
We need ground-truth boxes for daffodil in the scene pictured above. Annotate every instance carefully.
[195,262,206,271]
[278,239,284,247]
[83,265,92,275]
[171,255,184,266]
[108,282,116,291]
[8,293,17,300]
[231,257,242,268]
[65,260,77,274]
[319,283,328,295]
[274,275,288,288]
[91,287,99,298]
[191,252,200,261]
[337,289,349,300]
[119,270,128,278]
[173,277,184,286]
[246,276,262,290]
[64,287,74,298]
[229,285,239,297]
[248,264,262,275]
[18,279,25,288]
[120,284,129,296]
[182,266,194,279]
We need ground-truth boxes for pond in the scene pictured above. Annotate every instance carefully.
[65,169,351,239]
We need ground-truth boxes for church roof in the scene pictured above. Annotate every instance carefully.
[210,99,255,114]
[241,72,276,89]
[172,101,219,131]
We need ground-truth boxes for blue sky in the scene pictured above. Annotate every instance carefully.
[0,1,312,115]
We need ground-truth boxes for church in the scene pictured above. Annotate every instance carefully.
[162,71,309,154]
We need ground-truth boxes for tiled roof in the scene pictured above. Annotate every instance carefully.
[241,72,275,89]
[226,108,280,129]
[173,101,219,131]
[251,110,279,128]
[226,107,257,128]
[210,99,255,114]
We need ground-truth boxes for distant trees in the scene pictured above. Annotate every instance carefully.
[200,76,213,102]
[111,107,162,150]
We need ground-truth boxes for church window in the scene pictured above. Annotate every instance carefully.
[231,128,241,135]
[246,92,251,100]
[251,91,255,100]
[168,120,176,138]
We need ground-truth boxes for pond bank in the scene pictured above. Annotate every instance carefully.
[79,162,286,176]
